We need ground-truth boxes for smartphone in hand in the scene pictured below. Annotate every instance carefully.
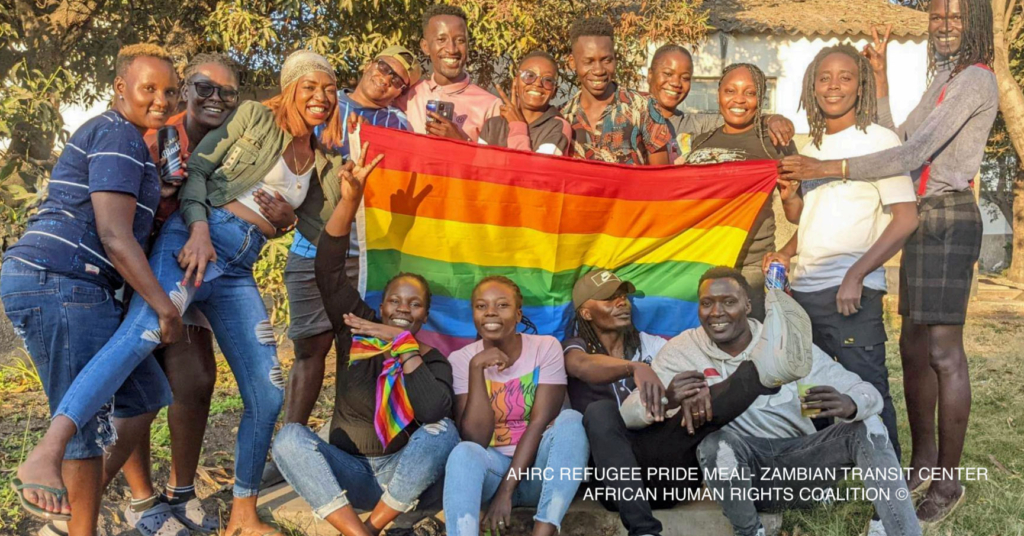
[427,100,455,122]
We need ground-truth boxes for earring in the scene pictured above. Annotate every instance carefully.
[118,95,124,100]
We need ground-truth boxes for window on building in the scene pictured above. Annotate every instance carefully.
[680,77,777,115]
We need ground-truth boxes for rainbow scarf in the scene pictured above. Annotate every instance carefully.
[349,333,417,447]
[353,126,777,355]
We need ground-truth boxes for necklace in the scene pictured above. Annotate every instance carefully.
[288,139,313,174]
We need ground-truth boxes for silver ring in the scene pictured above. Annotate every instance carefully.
[660,396,670,405]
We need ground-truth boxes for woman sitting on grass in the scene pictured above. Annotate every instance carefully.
[444,276,589,536]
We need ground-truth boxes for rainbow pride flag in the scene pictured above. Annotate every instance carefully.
[354,126,777,356]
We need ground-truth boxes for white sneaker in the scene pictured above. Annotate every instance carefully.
[864,518,887,536]
[750,289,814,387]
[124,501,190,536]
[169,495,220,532]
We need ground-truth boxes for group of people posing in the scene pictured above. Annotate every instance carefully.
[2,1,997,536]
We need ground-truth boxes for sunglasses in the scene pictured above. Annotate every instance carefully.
[189,81,239,104]
[518,70,556,91]
[375,59,409,93]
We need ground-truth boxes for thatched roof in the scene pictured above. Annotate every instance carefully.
[704,0,929,38]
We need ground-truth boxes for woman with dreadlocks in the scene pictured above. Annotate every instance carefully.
[444,276,588,536]
[765,43,920,536]
[780,0,997,526]
[685,63,799,322]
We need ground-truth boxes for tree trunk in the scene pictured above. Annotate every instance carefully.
[993,0,1024,282]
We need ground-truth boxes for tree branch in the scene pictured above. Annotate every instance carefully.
[1004,0,1017,32]
[1011,11,1024,43]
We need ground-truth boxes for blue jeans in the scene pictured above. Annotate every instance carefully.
[697,419,920,536]
[272,419,460,519]
[52,209,282,497]
[443,410,589,536]
[0,260,170,459]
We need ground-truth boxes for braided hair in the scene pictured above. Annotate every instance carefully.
[566,306,641,360]
[690,63,771,157]
[182,52,241,85]
[383,272,433,310]
[472,275,538,334]
[928,0,994,79]
[799,44,877,149]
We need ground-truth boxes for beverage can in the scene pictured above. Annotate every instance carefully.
[158,126,186,183]
[765,261,790,293]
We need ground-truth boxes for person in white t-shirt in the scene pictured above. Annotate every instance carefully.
[764,44,918,536]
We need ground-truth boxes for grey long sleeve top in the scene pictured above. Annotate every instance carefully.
[849,63,998,198]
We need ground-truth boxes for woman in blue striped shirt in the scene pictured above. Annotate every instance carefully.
[2,44,179,535]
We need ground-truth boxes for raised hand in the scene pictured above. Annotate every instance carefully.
[496,83,527,125]
[340,141,384,202]
[862,24,891,75]
[343,313,405,341]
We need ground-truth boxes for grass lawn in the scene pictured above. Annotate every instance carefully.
[1,299,1022,536]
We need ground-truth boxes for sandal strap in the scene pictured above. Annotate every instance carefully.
[13,479,67,499]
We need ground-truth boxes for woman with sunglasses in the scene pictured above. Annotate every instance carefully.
[102,53,242,536]
[478,51,571,155]
[14,49,348,536]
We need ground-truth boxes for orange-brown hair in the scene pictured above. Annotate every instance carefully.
[262,81,343,149]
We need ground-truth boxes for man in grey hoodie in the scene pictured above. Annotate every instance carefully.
[619,267,920,536]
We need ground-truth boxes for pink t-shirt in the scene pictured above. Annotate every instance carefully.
[397,73,502,141]
[450,334,567,456]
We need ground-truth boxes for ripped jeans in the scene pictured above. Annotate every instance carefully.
[272,419,459,519]
[53,208,282,498]
[0,261,170,459]
[443,410,590,536]
[696,419,920,536]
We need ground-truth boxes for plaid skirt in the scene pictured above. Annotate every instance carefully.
[899,190,982,325]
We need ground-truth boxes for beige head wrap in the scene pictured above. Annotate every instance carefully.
[281,50,336,89]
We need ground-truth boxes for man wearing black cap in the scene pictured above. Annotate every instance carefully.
[566,269,797,536]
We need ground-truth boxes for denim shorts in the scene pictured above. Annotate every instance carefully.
[1,259,171,459]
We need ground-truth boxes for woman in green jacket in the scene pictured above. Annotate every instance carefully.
[16,50,348,536]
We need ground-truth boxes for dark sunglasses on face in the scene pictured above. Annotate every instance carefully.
[375,59,409,93]
[519,70,556,91]
[189,81,239,104]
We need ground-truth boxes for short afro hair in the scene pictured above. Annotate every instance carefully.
[422,4,468,34]
[650,44,692,69]
[569,16,614,47]
[698,266,752,298]
[115,43,175,79]
[519,49,557,69]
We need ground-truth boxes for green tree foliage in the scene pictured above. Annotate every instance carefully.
[1,0,710,324]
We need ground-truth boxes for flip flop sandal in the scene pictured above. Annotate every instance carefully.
[10,478,72,522]
[910,475,932,504]
[919,485,967,529]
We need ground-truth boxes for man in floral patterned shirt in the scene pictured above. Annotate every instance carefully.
[561,17,672,165]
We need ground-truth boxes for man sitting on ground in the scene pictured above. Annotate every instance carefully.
[567,269,813,536]
[618,267,919,536]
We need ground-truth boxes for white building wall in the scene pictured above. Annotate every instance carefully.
[691,32,930,134]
